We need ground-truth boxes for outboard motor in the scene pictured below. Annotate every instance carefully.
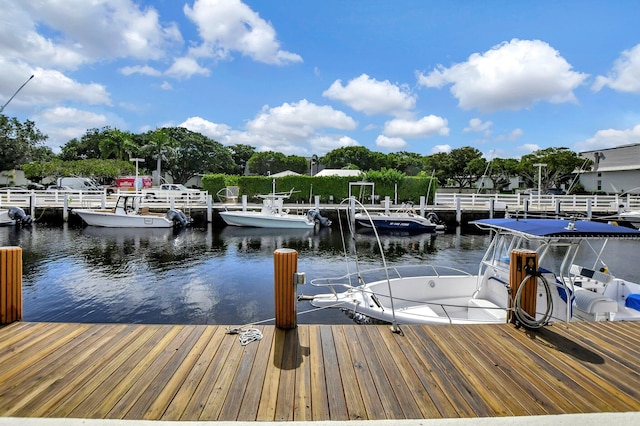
[307,209,332,227]
[166,208,192,228]
[426,211,444,226]
[8,207,32,225]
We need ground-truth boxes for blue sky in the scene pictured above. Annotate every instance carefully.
[2,0,640,160]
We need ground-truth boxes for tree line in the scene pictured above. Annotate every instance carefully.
[1,114,590,192]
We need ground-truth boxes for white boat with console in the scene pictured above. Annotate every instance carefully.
[619,209,640,230]
[219,184,331,229]
[310,218,640,326]
[73,195,191,228]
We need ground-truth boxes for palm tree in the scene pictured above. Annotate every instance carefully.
[99,129,138,161]
[142,128,176,185]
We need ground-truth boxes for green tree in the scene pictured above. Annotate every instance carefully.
[247,151,287,175]
[446,146,484,188]
[228,144,255,175]
[320,146,382,171]
[487,158,520,192]
[387,151,424,175]
[520,147,588,190]
[0,114,50,171]
[59,127,105,160]
[162,127,235,183]
[139,128,178,185]
[99,129,139,161]
[284,155,310,174]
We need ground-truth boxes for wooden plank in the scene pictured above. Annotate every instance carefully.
[372,325,442,418]
[160,325,228,420]
[332,325,367,420]
[342,325,386,419]
[236,326,276,421]
[256,326,283,421]
[319,325,348,420]
[274,328,300,421]
[308,325,330,420]
[293,324,312,421]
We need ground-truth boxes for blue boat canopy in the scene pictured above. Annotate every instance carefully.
[472,218,640,239]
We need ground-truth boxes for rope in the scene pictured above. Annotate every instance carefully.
[225,326,263,346]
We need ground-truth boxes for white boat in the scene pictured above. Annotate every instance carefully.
[219,184,331,229]
[310,218,640,327]
[355,205,445,232]
[619,210,640,229]
[73,195,191,228]
[0,207,32,226]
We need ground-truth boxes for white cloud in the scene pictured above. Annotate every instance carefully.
[183,0,302,65]
[431,144,451,154]
[593,44,640,93]
[178,100,358,155]
[382,115,449,138]
[165,57,211,79]
[376,135,407,150]
[574,125,640,152]
[3,0,181,69]
[119,65,162,77]
[160,81,173,90]
[518,143,540,153]
[509,128,524,141]
[323,74,416,116]
[417,39,588,112]
[464,118,492,134]
[180,116,231,140]
[32,107,109,151]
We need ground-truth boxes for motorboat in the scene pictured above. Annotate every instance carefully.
[219,184,331,229]
[73,195,191,228]
[0,207,32,226]
[619,209,640,229]
[355,204,445,232]
[309,217,640,327]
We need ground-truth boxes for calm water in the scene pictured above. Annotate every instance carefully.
[1,223,638,325]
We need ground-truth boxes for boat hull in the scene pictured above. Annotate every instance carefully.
[219,211,315,229]
[354,212,444,232]
[74,209,174,228]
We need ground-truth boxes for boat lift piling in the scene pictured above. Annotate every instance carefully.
[274,248,305,329]
[0,247,22,324]
[509,249,538,326]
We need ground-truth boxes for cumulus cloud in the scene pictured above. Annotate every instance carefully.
[431,144,451,154]
[593,44,640,93]
[165,57,210,79]
[463,118,492,134]
[574,125,640,152]
[179,100,358,155]
[180,116,231,140]
[417,39,588,112]
[382,115,449,138]
[518,143,540,153]
[32,107,109,151]
[323,74,416,116]
[3,0,181,69]
[119,65,162,77]
[509,128,524,141]
[376,135,407,150]
[183,0,302,66]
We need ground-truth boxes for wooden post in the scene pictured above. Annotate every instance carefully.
[1,247,22,324]
[274,248,298,329]
[509,249,538,324]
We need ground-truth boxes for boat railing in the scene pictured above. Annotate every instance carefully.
[310,264,473,297]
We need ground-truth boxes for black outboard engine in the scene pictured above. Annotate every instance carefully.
[426,211,444,226]
[8,207,32,225]
[166,208,192,228]
[307,209,332,227]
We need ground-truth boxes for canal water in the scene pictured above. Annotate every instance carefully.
[1,223,638,325]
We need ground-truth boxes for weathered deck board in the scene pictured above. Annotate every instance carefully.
[0,321,639,421]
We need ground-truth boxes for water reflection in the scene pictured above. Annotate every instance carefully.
[3,223,637,325]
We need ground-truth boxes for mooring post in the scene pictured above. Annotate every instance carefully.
[63,196,69,222]
[509,249,538,324]
[274,248,300,329]
[207,195,213,223]
[0,247,22,324]
[419,196,425,217]
[455,196,461,225]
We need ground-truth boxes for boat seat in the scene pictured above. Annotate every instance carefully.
[570,264,612,285]
[467,298,507,322]
[573,289,617,314]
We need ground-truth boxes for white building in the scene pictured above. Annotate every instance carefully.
[579,144,640,194]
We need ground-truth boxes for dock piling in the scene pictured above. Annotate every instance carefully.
[0,246,22,324]
[274,248,299,329]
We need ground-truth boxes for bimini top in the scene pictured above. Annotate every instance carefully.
[472,218,640,239]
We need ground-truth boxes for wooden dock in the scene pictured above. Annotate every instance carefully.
[0,321,639,421]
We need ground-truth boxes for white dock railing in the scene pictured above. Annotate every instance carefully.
[434,193,640,211]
